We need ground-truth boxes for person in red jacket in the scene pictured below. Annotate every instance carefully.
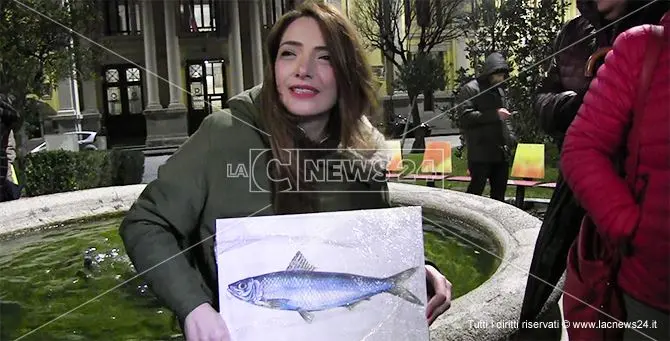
[519,1,669,329]
[562,12,670,341]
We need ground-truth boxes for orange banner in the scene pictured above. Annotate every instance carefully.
[420,141,452,174]
[510,143,545,179]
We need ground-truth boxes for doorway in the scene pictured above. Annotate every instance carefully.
[101,64,147,147]
[185,59,228,135]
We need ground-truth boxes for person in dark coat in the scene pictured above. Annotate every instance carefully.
[0,94,22,330]
[518,0,669,328]
[0,94,19,202]
[455,52,516,202]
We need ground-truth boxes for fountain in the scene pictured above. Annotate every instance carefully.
[0,183,546,340]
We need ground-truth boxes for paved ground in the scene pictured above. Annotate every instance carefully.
[418,109,458,136]
[142,154,170,184]
[141,134,462,184]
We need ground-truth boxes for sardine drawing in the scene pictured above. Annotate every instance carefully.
[227,251,424,323]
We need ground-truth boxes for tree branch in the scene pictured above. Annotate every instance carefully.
[352,0,404,61]
[419,0,466,54]
[392,0,409,64]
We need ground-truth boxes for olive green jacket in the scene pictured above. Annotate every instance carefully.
[119,85,402,324]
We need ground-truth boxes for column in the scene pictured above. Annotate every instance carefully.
[144,0,189,148]
[80,79,103,134]
[46,75,80,150]
[142,0,161,110]
[81,80,99,115]
[228,0,245,95]
[54,74,82,133]
[274,0,281,23]
[56,77,76,117]
[164,0,186,110]
[260,0,268,26]
[250,0,264,85]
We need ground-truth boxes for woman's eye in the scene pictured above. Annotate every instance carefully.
[279,50,295,57]
[319,55,331,61]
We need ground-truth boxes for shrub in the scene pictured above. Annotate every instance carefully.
[545,142,561,169]
[109,149,145,186]
[22,151,81,196]
[20,149,145,197]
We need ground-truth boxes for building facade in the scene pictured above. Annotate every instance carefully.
[346,0,579,95]
[45,0,577,149]
[48,0,326,148]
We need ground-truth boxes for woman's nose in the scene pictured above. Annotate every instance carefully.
[294,56,314,78]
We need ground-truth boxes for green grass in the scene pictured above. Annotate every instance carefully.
[393,147,559,200]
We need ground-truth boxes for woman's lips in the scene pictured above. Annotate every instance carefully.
[289,86,319,99]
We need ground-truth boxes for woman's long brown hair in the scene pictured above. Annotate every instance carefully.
[260,1,380,214]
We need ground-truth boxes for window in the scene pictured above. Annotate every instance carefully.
[102,65,144,116]
[104,0,142,35]
[186,60,227,112]
[185,59,228,134]
[180,0,218,33]
[371,65,385,80]
[265,0,295,27]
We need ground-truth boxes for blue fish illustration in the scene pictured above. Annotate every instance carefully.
[227,251,424,323]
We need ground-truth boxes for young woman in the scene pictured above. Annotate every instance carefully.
[119,2,452,340]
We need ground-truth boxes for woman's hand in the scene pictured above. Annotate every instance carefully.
[184,303,231,341]
[425,265,452,325]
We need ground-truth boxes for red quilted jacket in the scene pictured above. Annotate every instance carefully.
[562,13,670,312]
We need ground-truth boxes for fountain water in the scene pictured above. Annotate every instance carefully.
[0,183,545,341]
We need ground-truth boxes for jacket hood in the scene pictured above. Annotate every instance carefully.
[225,84,389,167]
[479,52,510,78]
[577,0,669,45]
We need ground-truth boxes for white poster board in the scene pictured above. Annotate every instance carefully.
[215,206,428,341]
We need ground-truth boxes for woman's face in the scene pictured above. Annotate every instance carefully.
[274,17,338,117]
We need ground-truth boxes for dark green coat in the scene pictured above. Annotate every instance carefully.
[119,85,413,324]
[456,53,516,163]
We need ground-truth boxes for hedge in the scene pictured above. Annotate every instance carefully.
[18,149,145,197]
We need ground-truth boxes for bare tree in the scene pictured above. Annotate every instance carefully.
[352,0,467,150]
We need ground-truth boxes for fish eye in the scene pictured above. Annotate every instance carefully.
[238,282,248,290]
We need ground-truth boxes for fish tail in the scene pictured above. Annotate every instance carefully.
[386,267,424,306]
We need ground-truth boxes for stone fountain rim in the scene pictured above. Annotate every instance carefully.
[387,182,550,341]
[0,183,557,341]
[0,184,146,240]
